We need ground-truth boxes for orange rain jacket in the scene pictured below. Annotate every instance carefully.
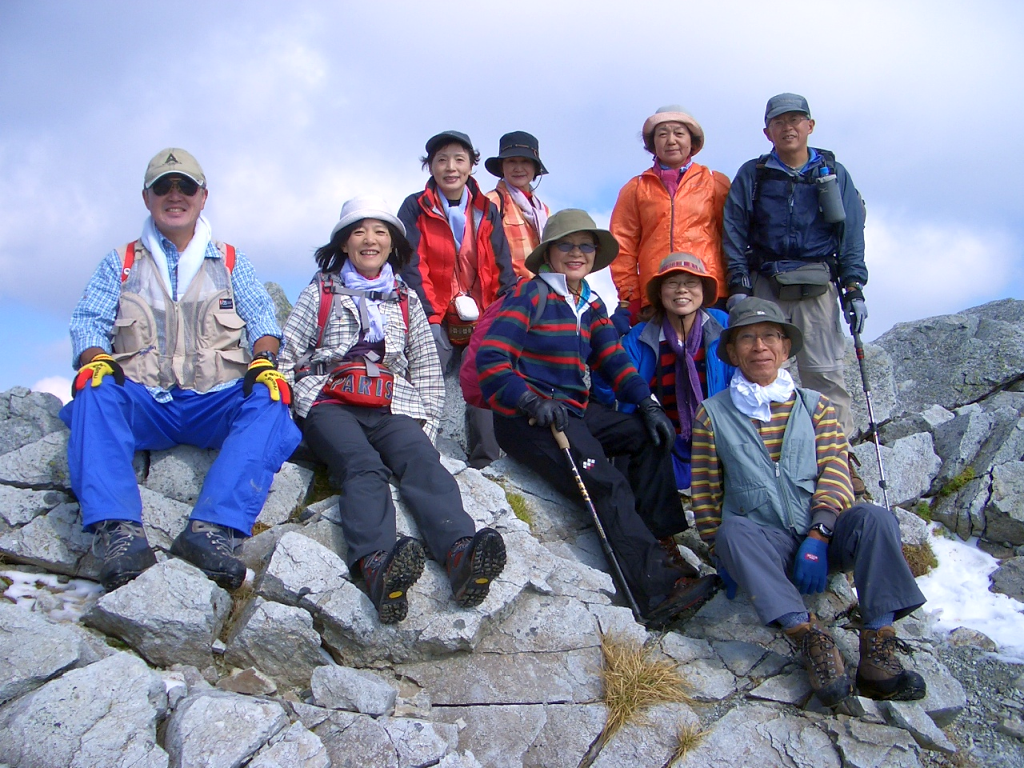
[610,163,731,311]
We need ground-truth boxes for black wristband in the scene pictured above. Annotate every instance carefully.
[253,350,278,367]
[843,286,865,303]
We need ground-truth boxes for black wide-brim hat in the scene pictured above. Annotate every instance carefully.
[716,297,804,363]
[484,131,549,178]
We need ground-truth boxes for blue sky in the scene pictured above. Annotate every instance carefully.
[2,1,1022,400]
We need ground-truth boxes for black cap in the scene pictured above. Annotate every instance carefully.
[425,130,475,158]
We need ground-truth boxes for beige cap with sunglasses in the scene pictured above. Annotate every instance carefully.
[144,148,206,188]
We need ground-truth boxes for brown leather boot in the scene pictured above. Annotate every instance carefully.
[784,615,853,708]
[657,537,699,577]
[857,626,927,700]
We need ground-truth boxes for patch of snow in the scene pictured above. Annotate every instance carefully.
[2,569,103,622]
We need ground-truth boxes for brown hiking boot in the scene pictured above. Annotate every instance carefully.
[784,615,853,708]
[857,626,927,700]
[849,454,872,502]
[643,574,717,629]
[658,537,699,577]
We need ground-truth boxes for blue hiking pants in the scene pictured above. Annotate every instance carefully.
[59,379,301,535]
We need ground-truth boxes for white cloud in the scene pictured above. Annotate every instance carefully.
[863,210,1019,340]
[31,376,71,404]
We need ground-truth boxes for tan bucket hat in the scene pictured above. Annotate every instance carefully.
[524,209,619,274]
[646,253,718,309]
[642,105,705,155]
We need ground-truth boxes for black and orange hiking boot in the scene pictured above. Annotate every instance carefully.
[446,528,506,608]
[170,520,246,591]
[784,614,853,708]
[643,574,717,629]
[857,626,927,700]
[361,537,425,624]
[91,519,157,591]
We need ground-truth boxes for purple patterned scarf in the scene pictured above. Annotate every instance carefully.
[662,314,703,440]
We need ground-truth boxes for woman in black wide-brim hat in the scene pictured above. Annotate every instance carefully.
[484,131,551,280]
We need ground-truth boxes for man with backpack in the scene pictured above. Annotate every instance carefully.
[691,297,927,708]
[722,93,868,493]
[60,148,301,592]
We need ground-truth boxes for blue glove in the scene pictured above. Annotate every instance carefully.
[611,306,632,337]
[717,565,738,600]
[793,536,829,594]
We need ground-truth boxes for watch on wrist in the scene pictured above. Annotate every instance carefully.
[253,350,278,367]
[810,522,834,539]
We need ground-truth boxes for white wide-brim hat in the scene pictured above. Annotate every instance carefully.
[330,195,406,240]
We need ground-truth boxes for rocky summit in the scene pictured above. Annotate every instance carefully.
[1,299,1024,767]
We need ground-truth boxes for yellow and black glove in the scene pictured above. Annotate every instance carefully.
[242,356,292,405]
[72,353,125,397]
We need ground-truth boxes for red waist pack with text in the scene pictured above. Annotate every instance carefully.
[321,357,394,409]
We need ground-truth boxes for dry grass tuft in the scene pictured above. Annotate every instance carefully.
[670,721,707,765]
[903,540,938,577]
[599,633,691,738]
[218,579,256,643]
[506,490,534,529]
[250,521,271,536]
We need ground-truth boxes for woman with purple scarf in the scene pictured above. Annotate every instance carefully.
[610,253,734,495]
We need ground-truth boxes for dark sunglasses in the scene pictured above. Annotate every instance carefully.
[553,241,597,254]
[150,176,201,197]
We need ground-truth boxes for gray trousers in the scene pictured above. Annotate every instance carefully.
[752,276,854,438]
[715,504,926,626]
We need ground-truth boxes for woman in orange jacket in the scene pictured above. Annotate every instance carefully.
[484,131,551,280]
[609,106,730,330]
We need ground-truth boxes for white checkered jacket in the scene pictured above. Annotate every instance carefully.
[279,277,445,442]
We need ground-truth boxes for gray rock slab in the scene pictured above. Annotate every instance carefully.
[827,716,923,768]
[225,597,328,690]
[684,590,778,645]
[0,603,81,705]
[216,667,277,696]
[311,665,397,716]
[434,703,548,768]
[659,634,715,665]
[932,470,990,541]
[895,505,931,548]
[383,716,459,767]
[592,701,699,768]
[313,710,400,768]
[845,340,897,439]
[248,722,330,768]
[0,486,66,527]
[164,690,288,768]
[880,404,955,444]
[521,703,606,768]
[82,558,232,668]
[0,651,168,768]
[257,461,314,527]
[679,657,738,702]
[852,432,941,507]
[264,281,293,330]
[990,556,1024,601]
[985,462,1024,546]
[747,669,812,705]
[257,530,349,610]
[474,593,604,654]
[0,431,70,489]
[713,639,768,677]
[947,626,999,651]
[912,652,967,728]
[877,299,1024,418]
[397,648,603,705]
[881,700,958,754]
[0,387,66,457]
[137,486,192,551]
[673,703,839,767]
[0,501,98,579]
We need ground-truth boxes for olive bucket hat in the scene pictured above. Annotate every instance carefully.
[716,297,804,363]
[484,131,548,178]
[646,253,718,309]
[524,209,619,274]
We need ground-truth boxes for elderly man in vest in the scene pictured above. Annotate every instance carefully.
[690,297,926,708]
[60,148,301,592]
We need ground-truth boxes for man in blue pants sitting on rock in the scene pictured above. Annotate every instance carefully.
[60,147,301,592]
[691,298,927,707]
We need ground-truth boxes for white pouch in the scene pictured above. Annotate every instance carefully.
[454,294,480,322]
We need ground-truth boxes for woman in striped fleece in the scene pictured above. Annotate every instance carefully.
[476,209,717,626]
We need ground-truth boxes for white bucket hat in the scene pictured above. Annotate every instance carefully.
[330,195,406,240]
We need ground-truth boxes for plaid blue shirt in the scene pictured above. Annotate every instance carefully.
[69,230,281,400]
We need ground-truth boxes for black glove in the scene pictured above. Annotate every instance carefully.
[517,391,569,432]
[611,306,632,337]
[842,286,868,335]
[638,395,675,452]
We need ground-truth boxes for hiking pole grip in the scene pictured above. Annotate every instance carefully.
[551,427,570,451]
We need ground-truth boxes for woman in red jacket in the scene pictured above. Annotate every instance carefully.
[398,130,516,468]
[609,106,731,331]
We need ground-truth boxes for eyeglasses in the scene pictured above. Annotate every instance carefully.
[734,330,787,347]
[662,277,703,292]
[768,114,809,130]
[553,241,597,254]
[150,176,201,197]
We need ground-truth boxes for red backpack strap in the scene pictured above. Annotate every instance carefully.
[397,281,410,330]
[119,240,140,283]
[314,272,334,348]
[222,243,236,272]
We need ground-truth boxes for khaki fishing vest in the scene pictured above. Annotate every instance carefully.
[111,240,250,392]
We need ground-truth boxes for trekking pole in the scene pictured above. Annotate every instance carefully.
[838,284,891,510]
[548,424,645,623]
